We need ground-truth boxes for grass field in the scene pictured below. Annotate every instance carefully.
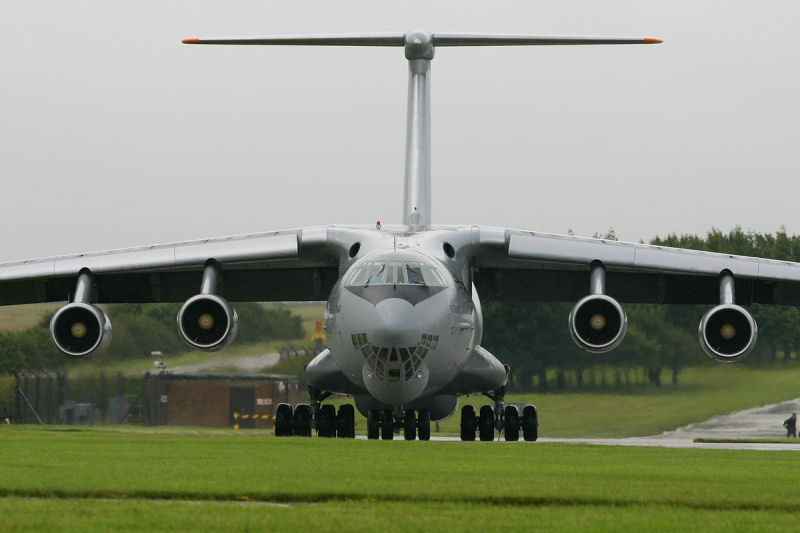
[1,427,799,532]
[0,303,58,331]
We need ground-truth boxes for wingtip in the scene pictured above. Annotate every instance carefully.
[182,38,200,44]
[643,38,663,44]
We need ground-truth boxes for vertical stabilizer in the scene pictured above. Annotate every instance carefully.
[403,31,434,228]
[181,31,661,228]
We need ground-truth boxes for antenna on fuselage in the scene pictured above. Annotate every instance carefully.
[182,31,661,229]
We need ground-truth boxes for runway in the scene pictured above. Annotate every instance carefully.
[419,435,800,450]
[425,398,800,451]
[537,437,800,451]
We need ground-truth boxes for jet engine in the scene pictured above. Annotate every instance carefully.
[698,272,757,362]
[177,261,238,351]
[50,270,111,358]
[568,262,627,353]
[569,294,627,353]
[178,293,238,351]
[50,302,112,358]
[699,304,757,362]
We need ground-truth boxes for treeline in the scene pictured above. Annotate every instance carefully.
[483,227,800,392]
[0,303,304,374]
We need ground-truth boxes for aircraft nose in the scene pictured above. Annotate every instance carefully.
[370,298,420,348]
[358,298,431,406]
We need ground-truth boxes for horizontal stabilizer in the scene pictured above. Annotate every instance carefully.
[182,32,661,47]
[182,34,405,46]
[433,33,661,46]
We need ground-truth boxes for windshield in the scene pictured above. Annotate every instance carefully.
[346,261,446,287]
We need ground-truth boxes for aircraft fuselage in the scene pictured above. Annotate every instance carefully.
[306,228,506,420]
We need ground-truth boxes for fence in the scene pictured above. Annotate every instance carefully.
[12,371,140,425]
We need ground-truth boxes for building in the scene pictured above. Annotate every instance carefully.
[142,373,300,428]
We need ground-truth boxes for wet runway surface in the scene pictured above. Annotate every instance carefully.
[431,398,800,450]
[537,437,800,451]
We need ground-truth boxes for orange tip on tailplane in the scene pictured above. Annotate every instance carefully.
[643,38,663,44]
[182,38,200,44]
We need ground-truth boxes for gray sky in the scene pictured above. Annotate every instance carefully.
[1,1,798,262]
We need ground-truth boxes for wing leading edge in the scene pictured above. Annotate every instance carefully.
[0,227,346,305]
[468,226,800,306]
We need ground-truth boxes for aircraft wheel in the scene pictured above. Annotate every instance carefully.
[274,403,294,436]
[318,404,336,438]
[417,409,431,441]
[336,404,355,438]
[403,409,416,440]
[460,405,476,441]
[504,405,520,442]
[522,404,538,442]
[293,404,312,437]
[479,405,494,441]
[367,409,380,440]
[381,408,394,440]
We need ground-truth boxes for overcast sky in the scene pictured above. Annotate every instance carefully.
[1,1,798,262]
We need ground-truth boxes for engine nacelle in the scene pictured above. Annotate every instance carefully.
[568,294,627,353]
[698,304,757,362]
[50,303,112,359]
[177,294,238,351]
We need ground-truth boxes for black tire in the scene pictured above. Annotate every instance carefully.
[417,409,431,441]
[293,403,312,437]
[381,408,394,440]
[403,409,416,440]
[337,404,356,438]
[522,404,538,442]
[479,405,494,441]
[504,405,520,442]
[274,403,294,437]
[367,409,380,440]
[460,405,476,441]
[318,404,336,438]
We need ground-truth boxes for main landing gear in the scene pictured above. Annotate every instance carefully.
[366,408,431,441]
[459,387,538,442]
[273,387,356,438]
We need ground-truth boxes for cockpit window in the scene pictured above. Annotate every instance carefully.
[347,260,446,287]
[366,264,386,285]
[406,265,424,285]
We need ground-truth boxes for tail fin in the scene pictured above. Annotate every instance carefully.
[182,33,661,47]
[183,31,661,228]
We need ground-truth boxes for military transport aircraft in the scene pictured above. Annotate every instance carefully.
[3,31,798,442]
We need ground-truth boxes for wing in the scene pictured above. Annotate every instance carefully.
[0,226,359,305]
[469,226,800,306]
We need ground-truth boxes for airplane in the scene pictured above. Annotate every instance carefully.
[3,30,799,442]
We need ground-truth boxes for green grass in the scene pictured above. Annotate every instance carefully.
[269,353,314,376]
[1,427,799,531]
[0,303,58,331]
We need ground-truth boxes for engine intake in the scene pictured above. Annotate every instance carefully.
[178,293,238,351]
[50,302,112,359]
[699,304,757,362]
[569,294,628,353]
